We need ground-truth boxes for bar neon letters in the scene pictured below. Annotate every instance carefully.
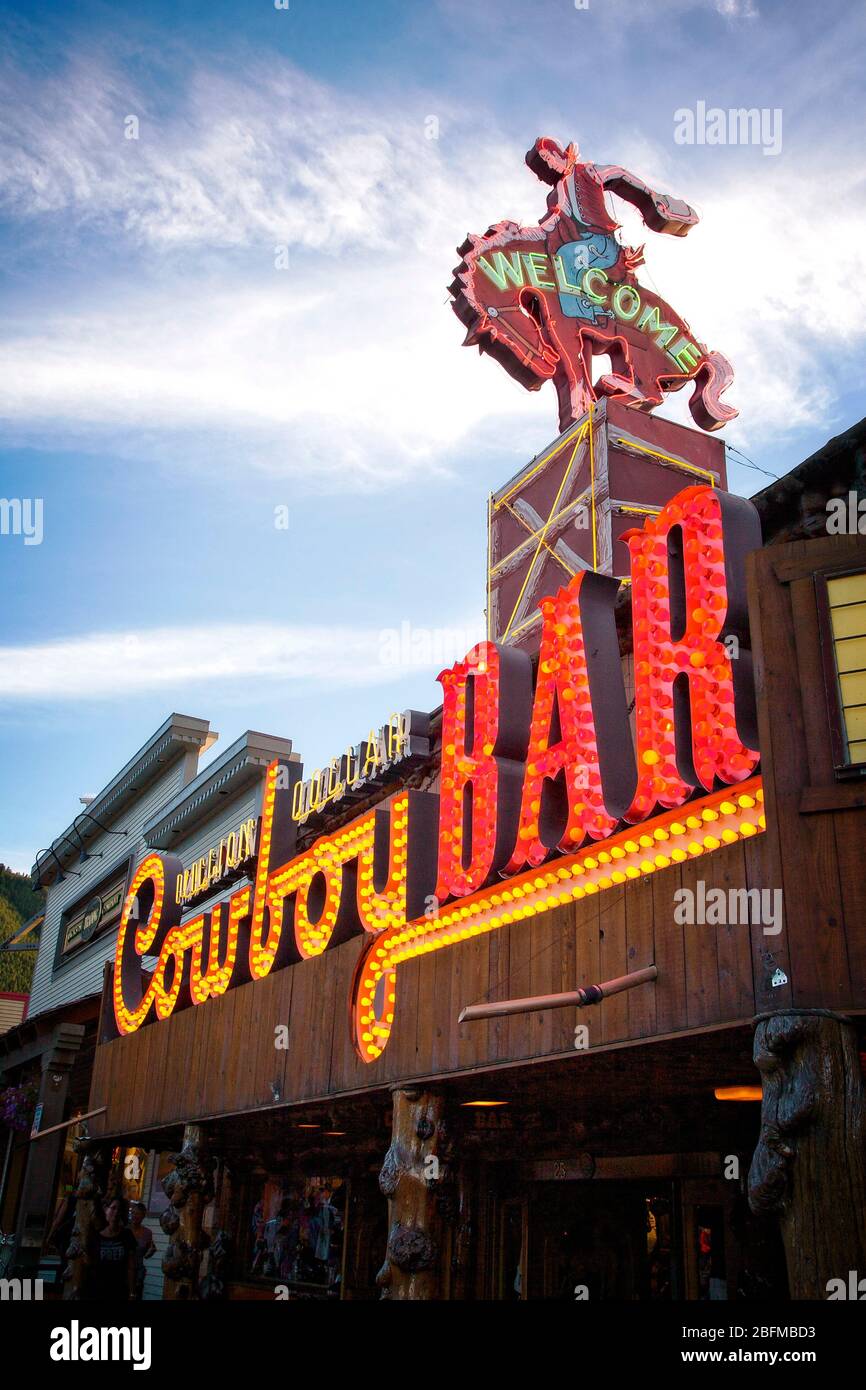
[113,484,764,1065]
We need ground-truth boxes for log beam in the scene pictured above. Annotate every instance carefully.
[458,965,658,1023]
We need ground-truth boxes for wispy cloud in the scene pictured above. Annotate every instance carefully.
[0,619,486,702]
[0,273,548,488]
[0,45,549,483]
[607,153,866,439]
[714,0,759,17]
[1,38,865,482]
[0,47,535,253]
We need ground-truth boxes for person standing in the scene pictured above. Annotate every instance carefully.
[46,1187,77,1258]
[130,1201,156,1300]
[85,1197,137,1302]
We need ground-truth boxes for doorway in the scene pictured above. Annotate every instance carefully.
[521,1180,678,1300]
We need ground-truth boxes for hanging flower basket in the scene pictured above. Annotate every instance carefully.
[0,1082,38,1132]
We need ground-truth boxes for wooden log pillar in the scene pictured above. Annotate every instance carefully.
[62,1144,110,1300]
[160,1124,216,1300]
[377,1087,450,1300]
[748,1009,866,1298]
[198,1159,232,1300]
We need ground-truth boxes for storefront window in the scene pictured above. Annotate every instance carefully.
[119,1147,148,1204]
[249,1176,345,1295]
[817,569,866,773]
[147,1152,174,1217]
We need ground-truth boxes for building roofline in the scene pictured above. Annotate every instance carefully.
[31,714,217,887]
[143,730,299,848]
[750,415,866,542]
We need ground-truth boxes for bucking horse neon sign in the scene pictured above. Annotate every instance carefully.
[450,136,737,434]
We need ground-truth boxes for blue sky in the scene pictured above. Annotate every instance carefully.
[1,0,864,874]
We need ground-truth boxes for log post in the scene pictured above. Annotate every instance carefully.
[748,1009,866,1298]
[377,1087,450,1300]
[62,1143,110,1300]
[160,1123,216,1300]
[198,1158,232,1300]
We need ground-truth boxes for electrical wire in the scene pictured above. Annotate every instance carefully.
[724,443,780,482]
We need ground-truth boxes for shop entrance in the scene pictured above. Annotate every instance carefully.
[497,1181,677,1301]
[492,1171,787,1301]
[533,1181,676,1300]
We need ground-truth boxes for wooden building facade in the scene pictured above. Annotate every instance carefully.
[21,417,866,1302]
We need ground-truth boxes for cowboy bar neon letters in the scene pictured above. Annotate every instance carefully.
[113,484,763,1062]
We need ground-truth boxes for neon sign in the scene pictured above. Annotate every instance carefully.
[112,484,763,1063]
[291,711,431,825]
[450,136,737,434]
[174,817,258,905]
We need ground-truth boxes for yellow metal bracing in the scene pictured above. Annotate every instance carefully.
[499,499,576,577]
[493,418,587,512]
[612,435,716,484]
[616,503,662,517]
[500,424,587,640]
[488,419,717,646]
[504,609,544,643]
[491,491,591,580]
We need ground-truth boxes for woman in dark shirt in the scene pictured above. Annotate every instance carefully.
[86,1198,137,1301]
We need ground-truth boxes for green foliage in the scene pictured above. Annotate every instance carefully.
[0,868,43,994]
[0,864,44,922]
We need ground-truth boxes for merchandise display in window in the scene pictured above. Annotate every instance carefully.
[248,1176,344,1295]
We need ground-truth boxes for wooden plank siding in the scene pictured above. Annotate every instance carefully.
[746,534,866,1013]
[88,532,866,1140]
[89,838,765,1137]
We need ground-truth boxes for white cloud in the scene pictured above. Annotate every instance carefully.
[0,49,553,483]
[0,51,536,253]
[0,45,864,481]
[604,147,866,446]
[0,619,485,702]
[714,0,759,17]
[0,272,550,488]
